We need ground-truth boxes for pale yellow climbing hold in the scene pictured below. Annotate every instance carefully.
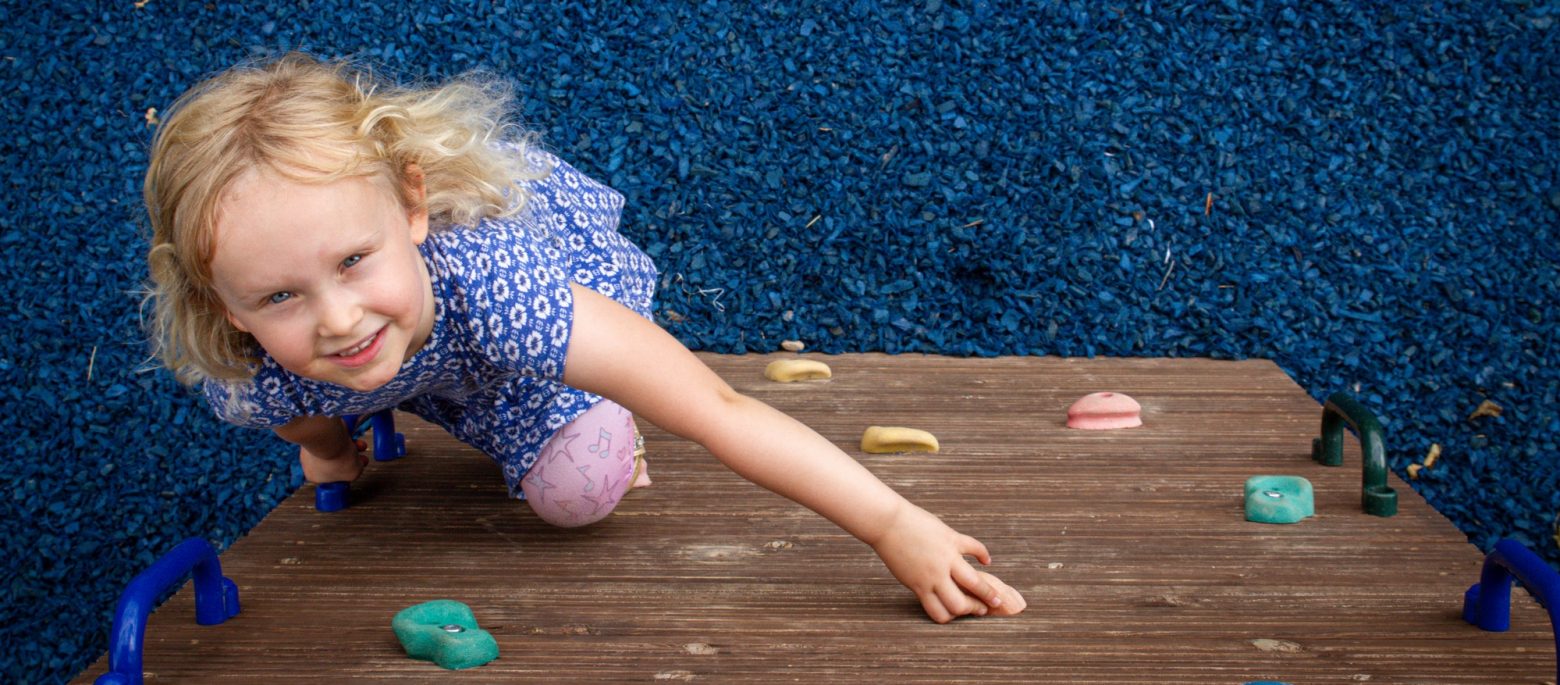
[861,426,940,454]
[764,359,831,382]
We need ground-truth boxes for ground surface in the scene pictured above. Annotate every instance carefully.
[76,355,1555,684]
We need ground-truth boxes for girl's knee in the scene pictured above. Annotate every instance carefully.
[521,400,637,527]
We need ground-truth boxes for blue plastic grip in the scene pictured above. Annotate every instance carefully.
[1462,538,1559,681]
[315,410,406,512]
[347,410,407,463]
[315,481,350,512]
[95,538,240,685]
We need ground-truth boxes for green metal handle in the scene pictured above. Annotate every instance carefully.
[1310,392,1398,517]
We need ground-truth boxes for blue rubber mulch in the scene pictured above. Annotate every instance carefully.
[2,2,1556,683]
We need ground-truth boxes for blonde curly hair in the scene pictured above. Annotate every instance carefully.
[143,52,546,385]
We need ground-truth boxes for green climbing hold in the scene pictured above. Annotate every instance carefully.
[392,599,499,670]
[1244,476,1315,524]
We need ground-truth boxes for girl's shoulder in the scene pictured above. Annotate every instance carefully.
[517,150,622,210]
[200,362,304,429]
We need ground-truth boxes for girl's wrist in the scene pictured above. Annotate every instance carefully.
[855,494,909,548]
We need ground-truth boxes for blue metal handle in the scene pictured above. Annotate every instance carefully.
[316,410,406,512]
[1462,539,1559,681]
[95,538,240,685]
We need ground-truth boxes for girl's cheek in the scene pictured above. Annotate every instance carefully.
[267,312,308,342]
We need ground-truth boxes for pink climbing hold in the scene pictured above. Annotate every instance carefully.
[1067,392,1143,430]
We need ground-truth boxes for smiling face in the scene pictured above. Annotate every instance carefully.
[209,166,435,392]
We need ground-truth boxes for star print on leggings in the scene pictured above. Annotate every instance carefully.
[580,473,618,516]
[550,427,581,464]
[527,473,556,503]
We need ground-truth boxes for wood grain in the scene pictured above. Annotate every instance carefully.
[73,354,1555,684]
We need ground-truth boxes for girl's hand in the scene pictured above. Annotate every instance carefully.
[299,437,369,484]
[869,503,1028,623]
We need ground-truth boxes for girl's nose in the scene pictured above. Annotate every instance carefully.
[315,288,363,338]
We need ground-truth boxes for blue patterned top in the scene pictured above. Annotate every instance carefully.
[202,150,658,498]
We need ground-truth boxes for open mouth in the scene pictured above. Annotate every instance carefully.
[331,326,386,367]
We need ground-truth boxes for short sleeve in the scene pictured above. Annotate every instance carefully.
[425,213,576,383]
[200,370,304,429]
[527,155,657,318]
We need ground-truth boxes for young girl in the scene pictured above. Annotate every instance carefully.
[144,52,1025,624]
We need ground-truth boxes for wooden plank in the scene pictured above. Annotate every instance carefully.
[74,355,1555,683]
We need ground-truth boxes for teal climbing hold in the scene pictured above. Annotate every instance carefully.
[392,599,499,670]
[1244,475,1314,524]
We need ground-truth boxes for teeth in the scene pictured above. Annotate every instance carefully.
[339,332,375,357]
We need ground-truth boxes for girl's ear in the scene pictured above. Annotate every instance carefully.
[403,162,429,244]
[224,308,251,333]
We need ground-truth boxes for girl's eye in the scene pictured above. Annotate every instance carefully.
[266,292,293,305]
[343,254,363,268]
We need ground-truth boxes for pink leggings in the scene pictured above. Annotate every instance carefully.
[521,399,646,527]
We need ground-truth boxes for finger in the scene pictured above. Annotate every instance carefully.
[355,439,368,452]
[961,535,992,566]
[919,590,955,624]
[953,560,1002,608]
[1002,582,1028,614]
[977,571,1028,616]
[967,567,1029,617]
[934,580,984,619]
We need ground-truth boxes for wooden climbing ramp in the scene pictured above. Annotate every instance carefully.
[76,354,1555,683]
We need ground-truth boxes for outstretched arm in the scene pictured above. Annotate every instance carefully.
[561,284,1026,622]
